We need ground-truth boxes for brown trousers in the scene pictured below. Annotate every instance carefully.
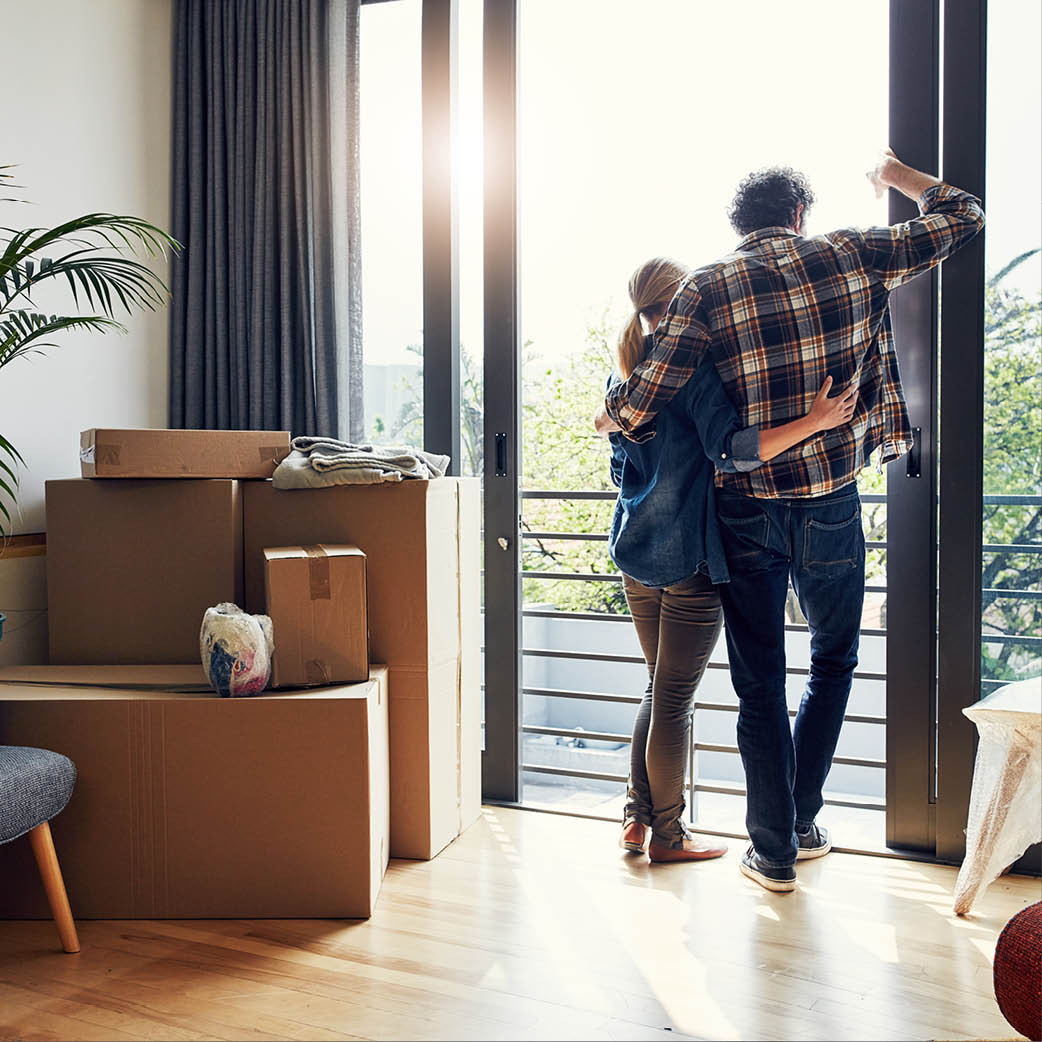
[622,571,723,846]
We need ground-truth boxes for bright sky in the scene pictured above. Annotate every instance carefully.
[360,0,1041,369]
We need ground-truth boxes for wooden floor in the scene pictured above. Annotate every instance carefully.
[1,807,1039,1042]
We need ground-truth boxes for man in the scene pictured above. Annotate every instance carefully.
[596,150,984,892]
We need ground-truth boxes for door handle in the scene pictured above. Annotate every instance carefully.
[495,432,508,477]
[906,426,921,479]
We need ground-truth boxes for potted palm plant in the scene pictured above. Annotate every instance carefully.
[0,166,178,534]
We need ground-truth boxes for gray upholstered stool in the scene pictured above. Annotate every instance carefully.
[0,745,80,952]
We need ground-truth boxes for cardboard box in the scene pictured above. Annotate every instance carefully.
[244,479,481,860]
[0,664,389,919]
[80,428,291,479]
[46,479,243,665]
[264,544,369,688]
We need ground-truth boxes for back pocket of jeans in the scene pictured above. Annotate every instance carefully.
[803,511,862,577]
[718,511,769,561]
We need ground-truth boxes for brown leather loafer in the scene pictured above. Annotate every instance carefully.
[648,834,728,863]
[619,819,647,853]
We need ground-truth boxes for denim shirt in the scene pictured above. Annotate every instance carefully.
[608,350,762,588]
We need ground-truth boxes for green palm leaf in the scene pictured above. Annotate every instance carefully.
[1,171,180,533]
[0,311,125,369]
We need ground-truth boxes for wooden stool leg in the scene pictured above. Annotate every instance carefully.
[27,821,80,953]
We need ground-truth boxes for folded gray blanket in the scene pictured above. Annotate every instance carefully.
[273,436,450,489]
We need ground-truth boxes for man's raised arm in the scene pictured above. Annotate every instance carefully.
[860,147,985,289]
[598,284,712,442]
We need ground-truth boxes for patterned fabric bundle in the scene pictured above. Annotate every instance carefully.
[199,603,273,697]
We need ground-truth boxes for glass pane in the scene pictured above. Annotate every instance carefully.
[981,1,1042,695]
[458,0,485,744]
[518,0,890,842]
[360,0,423,445]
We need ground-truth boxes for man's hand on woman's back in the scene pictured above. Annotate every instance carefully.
[807,375,859,432]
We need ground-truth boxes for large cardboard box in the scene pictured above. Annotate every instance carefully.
[46,479,243,665]
[80,428,291,479]
[244,479,481,860]
[264,544,369,688]
[0,664,389,919]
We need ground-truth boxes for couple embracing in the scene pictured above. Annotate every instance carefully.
[596,151,984,892]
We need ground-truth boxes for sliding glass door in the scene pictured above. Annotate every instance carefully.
[478,0,1028,865]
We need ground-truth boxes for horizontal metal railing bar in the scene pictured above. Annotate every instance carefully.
[694,700,886,726]
[982,633,1042,647]
[521,729,885,765]
[521,534,1036,556]
[522,725,631,744]
[522,647,887,683]
[521,537,896,554]
[693,742,885,769]
[523,686,642,705]
[519,767,885,812]
[691,781,885,811]
[522,570,622,583]
[982,494,1042,505]
[523,531,610,542]
[522,764,628,784]
[523,609,634,623]
[520,688,885,726]
[523,647,644,665]
[522,489,891,505]
[984,587,1042,601]
[525,572,893,599]
[522,490,617,501]
[522,489,1037,506]
[522,608,887,639]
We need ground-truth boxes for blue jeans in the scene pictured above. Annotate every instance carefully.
[716,483,865,868]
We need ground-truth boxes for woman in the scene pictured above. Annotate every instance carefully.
[605,257,857,863]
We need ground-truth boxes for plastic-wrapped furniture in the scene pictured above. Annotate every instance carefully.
[0,745,80,952]
[953,677,1041,915]
[993,901,1041,1041]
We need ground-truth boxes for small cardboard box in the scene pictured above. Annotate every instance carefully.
[46,479,243,665]
[244,479,481,860]
[0,664,389,919]
[264,544,369,688]
[80,428,291,479]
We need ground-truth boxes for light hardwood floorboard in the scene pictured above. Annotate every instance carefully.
[0,807,1038,1042]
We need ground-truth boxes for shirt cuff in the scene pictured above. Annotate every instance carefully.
[605,384,658,443]
[918,182,964,213]
[728,426,762,472]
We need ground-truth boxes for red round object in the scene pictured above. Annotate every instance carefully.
[994,901,1042,1042]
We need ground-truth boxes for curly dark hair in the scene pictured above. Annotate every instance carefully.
[727,167,816,235]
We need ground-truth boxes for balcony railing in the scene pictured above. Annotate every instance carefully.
[517,489,1041,824]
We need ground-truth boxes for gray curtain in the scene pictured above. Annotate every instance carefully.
[169,0,363,440]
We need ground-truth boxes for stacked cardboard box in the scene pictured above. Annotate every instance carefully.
[242,479,482,860]
[33,428,480,913]
[265,544,370,688]
[0,664,389,919]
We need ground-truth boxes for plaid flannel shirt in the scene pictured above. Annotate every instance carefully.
[605,184,985,498]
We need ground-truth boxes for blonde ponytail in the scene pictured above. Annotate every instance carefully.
[616,311,647,382]
[615,256,690,379]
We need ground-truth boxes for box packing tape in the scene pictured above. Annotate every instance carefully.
[302,544,331,600]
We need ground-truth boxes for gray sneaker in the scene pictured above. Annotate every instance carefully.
[740,845,796,892]
[796,823,831,860]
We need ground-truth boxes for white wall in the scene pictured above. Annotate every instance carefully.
[0,0,172,535]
